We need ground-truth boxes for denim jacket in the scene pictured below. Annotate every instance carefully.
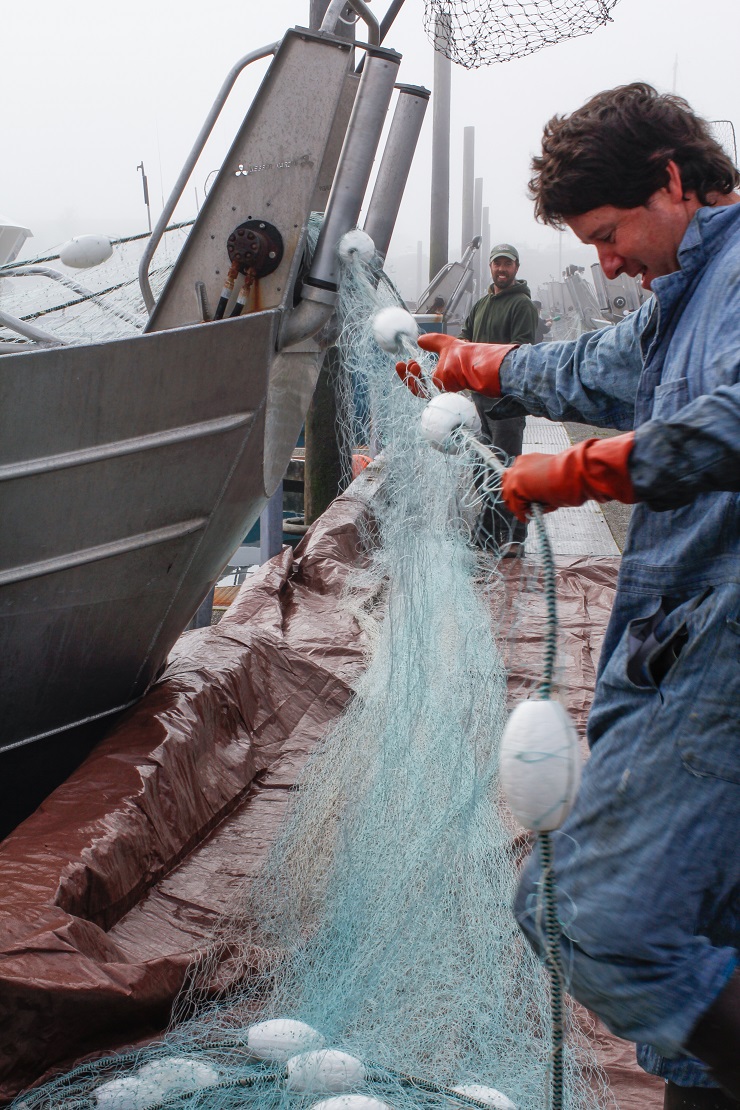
[498,203,740,676]
[506,205,740,1078]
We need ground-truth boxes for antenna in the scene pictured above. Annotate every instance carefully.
[136,162,152,234]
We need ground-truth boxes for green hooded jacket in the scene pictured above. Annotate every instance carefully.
[459,279,538,345]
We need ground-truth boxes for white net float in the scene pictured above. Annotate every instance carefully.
[338,229,376,263]
[499,699,581,832]
[246,1018,326,1062]
[420,392,481,452]
[59,234,113,269]
[372,306,419,353]
[93,1077,150,1109]
[451,1083,517,1108]
[136,1057,218,1094]
[286,1049,366,1093]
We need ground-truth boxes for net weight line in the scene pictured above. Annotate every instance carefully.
[462,430,567,1110]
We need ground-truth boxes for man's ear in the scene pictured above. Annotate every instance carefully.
[665,159,686,202]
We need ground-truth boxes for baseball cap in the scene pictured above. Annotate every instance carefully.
[489,243,519,263]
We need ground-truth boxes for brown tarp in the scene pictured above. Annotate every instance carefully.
[0,480,662,1106]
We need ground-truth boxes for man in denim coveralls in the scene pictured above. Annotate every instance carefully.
[398,84,740,1108]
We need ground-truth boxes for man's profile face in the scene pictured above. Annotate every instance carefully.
[490,255,518,292]
[565,167,696,290]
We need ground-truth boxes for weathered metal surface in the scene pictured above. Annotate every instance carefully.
[146,29,354,334]
[0,311,278,751]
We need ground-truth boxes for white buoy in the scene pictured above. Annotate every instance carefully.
[420,392,482,452]
[245,1018,326,1062]
[372,305,419,353]
[451,1082,517,1109]
[309,1098,392,1110]
[499,699,581,832]
[59,234,113,269]
[93,1077,150,1109]
[287,1049,366,1093]
[338,229,376,263]
[136,1057,218,1094]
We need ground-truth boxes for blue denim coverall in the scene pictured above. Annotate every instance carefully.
[494,204,740,1084]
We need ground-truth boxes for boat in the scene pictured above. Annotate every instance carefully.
[0,9,428,835]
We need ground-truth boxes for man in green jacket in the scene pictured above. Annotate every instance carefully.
[459,243,539,551]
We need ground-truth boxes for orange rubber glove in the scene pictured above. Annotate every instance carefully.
[501,434,637,521]
[396,333,517,397]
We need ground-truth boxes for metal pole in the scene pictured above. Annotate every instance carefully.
[473,175,483,295]
[364,84,430,261]
[461,126,475,257]
[481,205,491,292]
[306,0,352,538]
[429,13,451,282]
[137,162,152,234]
[300,44,401,518]
[303,47,401,297]
[304,349,344,525]
[320,0,379,44]
[260,482,284,562]
[310,0,329,29]
[190,588,214,629]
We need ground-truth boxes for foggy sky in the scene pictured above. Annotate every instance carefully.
[3,0,739,298]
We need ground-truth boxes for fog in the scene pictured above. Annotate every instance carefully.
[3,0,738,299]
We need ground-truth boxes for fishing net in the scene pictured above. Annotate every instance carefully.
[423,0,621,69]
[12,238,611,1110]
[710,119,738,165]
[0,223,192,349]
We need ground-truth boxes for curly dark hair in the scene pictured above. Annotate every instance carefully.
[530,82,739,226]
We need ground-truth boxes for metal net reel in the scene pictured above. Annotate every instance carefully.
[423,0,621,69]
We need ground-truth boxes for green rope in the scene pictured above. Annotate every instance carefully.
[530,502,565,1110]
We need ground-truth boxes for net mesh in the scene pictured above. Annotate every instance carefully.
[12,241,611,1110]
[423,0,621,69]
[0,224,192,349]
[710,119,738,165]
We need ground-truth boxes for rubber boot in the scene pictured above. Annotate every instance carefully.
[664,1082,739,1109]
[684,969,740,1102]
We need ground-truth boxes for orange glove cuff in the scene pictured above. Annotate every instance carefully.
[395,333,517,397]
[501,433,636,521]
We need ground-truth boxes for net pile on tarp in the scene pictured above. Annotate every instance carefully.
[424,0,621,68]
[13,241,610,1110]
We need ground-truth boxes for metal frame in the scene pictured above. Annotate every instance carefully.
[320,0,380,43]
[138,42,280,312]
[0,308,65,347]
[278,43,401,348]
[415,235,482,326]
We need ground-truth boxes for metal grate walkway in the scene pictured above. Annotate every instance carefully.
[522,418,620,556]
